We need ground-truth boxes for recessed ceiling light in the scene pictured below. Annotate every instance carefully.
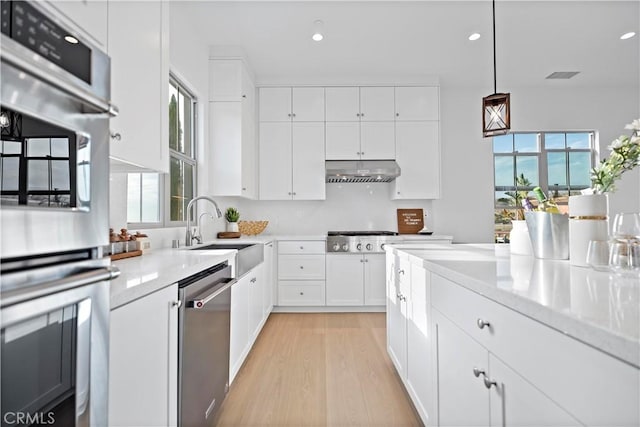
[620,32,636,40]
[64,35,79,44]
[469,33,481,41]
[312,20,324,42]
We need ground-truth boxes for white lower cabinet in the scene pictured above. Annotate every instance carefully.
[277,240,326,306]
[230,273,250,383]
[326,254,385,306]
[248,264,265,341]
[263,242,274,316]
[386,253,434,425]
[109,284,178,427]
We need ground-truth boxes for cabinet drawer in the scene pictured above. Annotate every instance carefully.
[278,255,325,280]
[431,273,640,426]
[278,281,325,306]
[278,240,326,254]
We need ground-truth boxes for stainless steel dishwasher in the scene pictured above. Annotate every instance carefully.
[178,261,235,427]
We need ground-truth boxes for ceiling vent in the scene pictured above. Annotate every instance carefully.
[545,71,580,79]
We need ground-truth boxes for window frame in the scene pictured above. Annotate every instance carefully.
[126,74,198,229]
[493,130,596,242]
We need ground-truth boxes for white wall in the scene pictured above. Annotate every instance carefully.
[434,84,640,243]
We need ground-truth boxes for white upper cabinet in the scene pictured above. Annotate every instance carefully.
[259,121,325,200]
[259,87,324,122]
[291,122,326,200]
[393,121,440,199]
[209,59,253,101]
[395,86,439,121]
[359,87,395,121]
[209,59,257,198]
[259,122,293,200]
[108,0,169,173]
[48,0,108,49]
[325,87,395,160]
[325,87,394,121]
[325,87,360,121]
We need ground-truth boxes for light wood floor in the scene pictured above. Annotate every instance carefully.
[215,313,423,427]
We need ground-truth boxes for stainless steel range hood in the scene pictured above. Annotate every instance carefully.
[325,160,401,183]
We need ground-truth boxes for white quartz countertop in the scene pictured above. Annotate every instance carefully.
[110,247,236,309]
[390,243,640,367]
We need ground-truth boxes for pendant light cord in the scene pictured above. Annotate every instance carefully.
[492,0,497,94]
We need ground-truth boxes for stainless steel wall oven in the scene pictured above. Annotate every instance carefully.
[1,1,117,426]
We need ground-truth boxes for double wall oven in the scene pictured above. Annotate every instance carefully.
[1,1,117,426]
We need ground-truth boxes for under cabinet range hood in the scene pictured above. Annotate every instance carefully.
[325,160,401,183]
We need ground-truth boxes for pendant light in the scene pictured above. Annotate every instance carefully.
[482,0,510,137]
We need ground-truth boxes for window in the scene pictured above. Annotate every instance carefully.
[126,76,197,226]
[493,131,595,242]
[168,78,196,223]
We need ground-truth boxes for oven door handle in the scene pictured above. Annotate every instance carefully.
[187,278,236,309]
[1,45,118,117]
[1,266,120,308]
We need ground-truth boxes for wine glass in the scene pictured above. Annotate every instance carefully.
[586,240,611,271]
[612,213,640,242]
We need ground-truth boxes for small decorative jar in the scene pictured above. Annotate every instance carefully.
[509,220,533,256]
[568,194,609,267]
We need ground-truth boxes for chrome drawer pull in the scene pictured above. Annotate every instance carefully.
[477,318,491,329]
[483,376,497,389]
[472,367,485,378]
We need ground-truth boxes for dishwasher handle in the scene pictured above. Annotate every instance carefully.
[187,278,236,309]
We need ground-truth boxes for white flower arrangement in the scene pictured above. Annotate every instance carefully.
[590,118,640,194]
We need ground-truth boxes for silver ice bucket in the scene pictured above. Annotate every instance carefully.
[524,211,569,260]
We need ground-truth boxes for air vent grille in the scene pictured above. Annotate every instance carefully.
[326,176,394,183]
[546,71,580,79]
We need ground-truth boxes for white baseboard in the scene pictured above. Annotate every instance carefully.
[272,305,386,313]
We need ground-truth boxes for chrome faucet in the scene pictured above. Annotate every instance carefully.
[185,196,222,246]
[192,212,214,245]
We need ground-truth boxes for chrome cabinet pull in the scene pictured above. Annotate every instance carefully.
[172,300,182,308]
[477,319,491,329]
[299,292,304,295]
[299,266,304,269]
[483,376,497,389]
[398,269,405,275]
[111,132,122,141]
[473,367,485,378]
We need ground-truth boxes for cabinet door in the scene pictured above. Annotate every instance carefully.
[405,265,433,424]
[49,0,108,49]
[292,122,326,200]
[387,257,409,378]
[360,122,395,160]
[263,243,274,316]
[325,87,360,121]
[109,284,178,427]
[359,87,395,121]
[241,79,257,199]
[326,254,364,306]
[364,254,386,305]
[230,275,250,383]
[209,59,243,101]
[394,121,440,199]
[292,87,325,121]
[488,355,580,427]
[325,122,360,160]
[108,0,169,173]
[259,122,292,200]
[259,87,291,122]
[395,87,439,121]
[210,102,243,196]
[248,265,264,342]
[433,309,490,427]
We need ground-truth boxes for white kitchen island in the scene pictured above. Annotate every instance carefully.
[386,243,639,427]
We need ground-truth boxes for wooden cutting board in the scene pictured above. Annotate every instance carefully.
[217,232,241,239]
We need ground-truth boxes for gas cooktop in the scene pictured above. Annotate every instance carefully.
[327,231,401,253]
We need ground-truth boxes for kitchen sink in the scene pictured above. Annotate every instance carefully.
[192,243,263,277]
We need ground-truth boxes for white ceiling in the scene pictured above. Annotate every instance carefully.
[173,1,640,88]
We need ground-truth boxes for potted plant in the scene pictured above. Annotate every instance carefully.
[225,207,240,232]
[569,118,640,266]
